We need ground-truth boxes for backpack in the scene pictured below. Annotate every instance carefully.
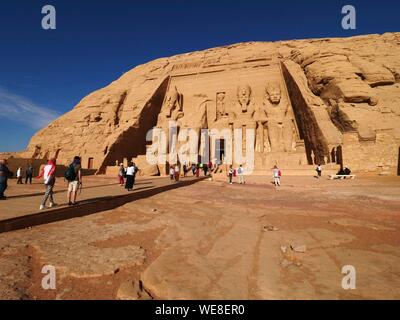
[278,170,282,177]
[64,164,76,181]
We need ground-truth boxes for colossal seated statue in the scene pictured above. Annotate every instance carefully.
[262,82,294,153]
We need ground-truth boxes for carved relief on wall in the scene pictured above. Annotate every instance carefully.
[216,92,227,120]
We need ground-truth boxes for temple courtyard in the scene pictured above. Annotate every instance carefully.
[0,174,399,300]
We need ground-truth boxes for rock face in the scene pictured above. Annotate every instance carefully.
[18,33,400,175]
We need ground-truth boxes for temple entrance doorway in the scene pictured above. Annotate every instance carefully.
[215,139,225,164]
[88,157,94,169]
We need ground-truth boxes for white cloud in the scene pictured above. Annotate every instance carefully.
[0,86,60,130]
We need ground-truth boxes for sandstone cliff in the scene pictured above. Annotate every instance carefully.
[18,32,400,175]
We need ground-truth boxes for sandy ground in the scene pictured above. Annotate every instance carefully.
[0,174,399,300]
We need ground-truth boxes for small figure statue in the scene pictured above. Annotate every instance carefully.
[216,92,227,119]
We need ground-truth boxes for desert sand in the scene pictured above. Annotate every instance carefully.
[0,174,399,300]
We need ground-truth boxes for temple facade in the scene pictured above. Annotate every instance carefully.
[15,33,400,175]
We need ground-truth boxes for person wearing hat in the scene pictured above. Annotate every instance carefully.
[118,163,125,186]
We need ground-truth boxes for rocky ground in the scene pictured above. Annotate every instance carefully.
[0,174,399,300]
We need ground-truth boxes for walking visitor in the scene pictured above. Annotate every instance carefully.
[118,163,125,186]
[38,158,57,210]
[65,156,82,205]
[0,159,11,200]
[16,167,23,184]
[125,162,135,191]
[25,164,34,184]
[237,165,245,184]
[272,165,281,187]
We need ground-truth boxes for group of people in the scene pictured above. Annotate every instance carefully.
[0,156,83,209]
[315,164,352,178]
[167,162,219,182]
[37,156,83,209]
[15,164,34,185]
[118,162,138,191]
[227,165,246,185]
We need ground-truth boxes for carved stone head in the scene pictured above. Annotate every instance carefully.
[266,82,281,104]
[165,86,180,110]
[237,85,252,111]
[164,86,182,117]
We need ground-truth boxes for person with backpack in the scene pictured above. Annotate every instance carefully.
[272,165,281,187]
[37,158,57,210]
[0,159,12,200]
[237,165,245,184]
[66,156,82,205]
[228,165,234,184]
[25,164,34,184]
[125,162,135,191]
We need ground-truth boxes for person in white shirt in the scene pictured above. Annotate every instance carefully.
[125,162,135,191]
[316,164,322,178]
[37,158,57,210]
[237,165,245,184]
[16,167,23,184]
[169,166,175,181]
[272,165,281,187]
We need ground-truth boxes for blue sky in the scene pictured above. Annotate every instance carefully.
[0,0,399,152]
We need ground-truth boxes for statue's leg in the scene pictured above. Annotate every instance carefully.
[283,118,294,152]
[268,123,280,152]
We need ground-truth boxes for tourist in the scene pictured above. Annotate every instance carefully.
[237,165,245,184]
[169,166,175,181]
[228,165,234,184]
[37,158,57,210]
[183,164,187,177]
[272,165,281,187]
[316,164,322,178]
[191,163,196,176]
[118,163,125,186]
[196,164,200,177]
[336,166,345,176]
[125,162,135,191]
[66,156,82,205]
[174,163,180,181]
[203,163,208,176]
[16,167,23,184]
[25,164,34,184]
[132,163,138,185]
[0,159,12,200]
